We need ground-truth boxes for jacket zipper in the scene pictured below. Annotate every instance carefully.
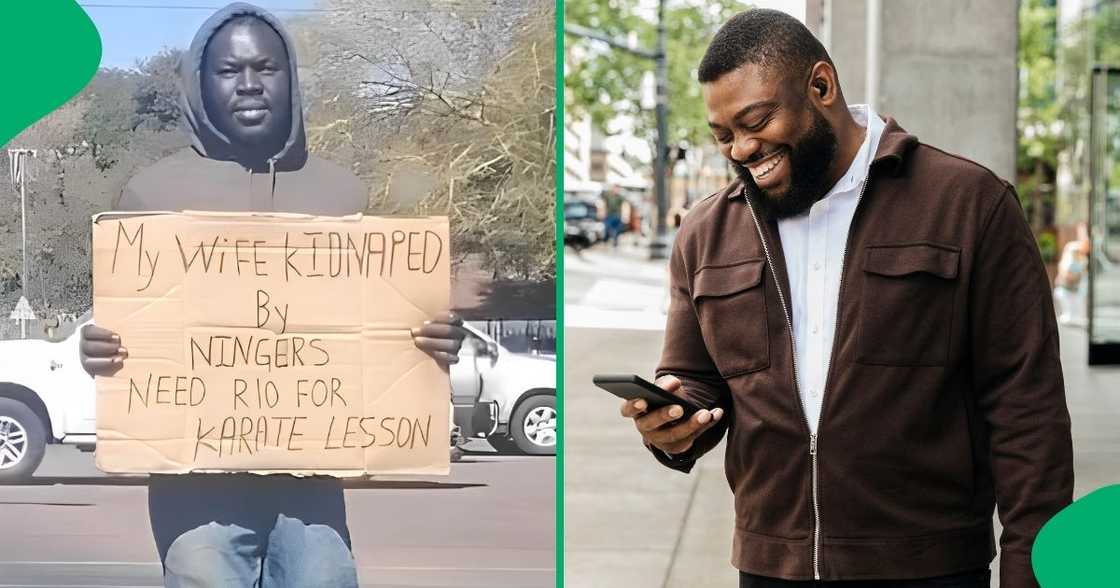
[743,175,871,581]
[743,197,817,577]
[809,432,820,578]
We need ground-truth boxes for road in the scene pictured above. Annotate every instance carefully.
[0,440,555,588]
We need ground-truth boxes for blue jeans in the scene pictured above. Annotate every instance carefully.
[148,474,358,588]
[604,214,623,245]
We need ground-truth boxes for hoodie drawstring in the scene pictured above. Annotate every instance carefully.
[244,159,278,210]
[269,158,277,205]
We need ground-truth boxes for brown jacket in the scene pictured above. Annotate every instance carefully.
[654,119,1073,587]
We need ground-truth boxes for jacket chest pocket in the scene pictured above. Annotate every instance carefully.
[691,259,770,377]
[857,243,961,366]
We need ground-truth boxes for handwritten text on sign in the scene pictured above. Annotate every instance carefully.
[92,213,451,476]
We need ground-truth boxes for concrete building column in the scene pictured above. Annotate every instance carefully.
[808,0,1019,181]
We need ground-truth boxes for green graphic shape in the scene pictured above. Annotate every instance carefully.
[0,1,101,147]
[1033,484,1120,586]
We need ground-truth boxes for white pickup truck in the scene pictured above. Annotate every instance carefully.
[451,324,557,455]
[0,315,555,481]
[0,312,96,481]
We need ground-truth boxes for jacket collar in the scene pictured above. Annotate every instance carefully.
[724,116,918,200]
[872,117,918,173]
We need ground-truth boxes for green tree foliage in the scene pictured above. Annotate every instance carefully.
[1,51,192,333]
[80,68,140,169]
[297,0,556,282]
[75,49,184,170]
[565,0,753,148]
[1018,0,1062,230]
[1057,3,1120,193]
[1019,0,1062,172]
[134,48,184,131]
[408,14,557,281]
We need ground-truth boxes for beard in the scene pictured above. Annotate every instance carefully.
[733,106,839,221]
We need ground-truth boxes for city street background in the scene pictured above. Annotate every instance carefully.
[0,441,555,588]
[564,241,1120,588]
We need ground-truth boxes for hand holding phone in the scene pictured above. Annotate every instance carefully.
[593,373,703,415]
[600,374,725,456]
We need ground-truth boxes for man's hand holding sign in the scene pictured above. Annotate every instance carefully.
[84,314,465,373]
[82,212,465,476]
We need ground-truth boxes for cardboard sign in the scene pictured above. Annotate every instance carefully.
[91,212,451,476]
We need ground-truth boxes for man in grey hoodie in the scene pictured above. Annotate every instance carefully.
[79,4,465,586]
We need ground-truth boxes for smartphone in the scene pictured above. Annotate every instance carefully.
[592,374,703,417]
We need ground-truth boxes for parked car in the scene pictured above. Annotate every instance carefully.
[0,311,95,482]
[451,324,556,455]
[564,200,605,251]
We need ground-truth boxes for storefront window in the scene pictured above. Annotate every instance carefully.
[1056,1,1120,363]
[1089,65,1120,362]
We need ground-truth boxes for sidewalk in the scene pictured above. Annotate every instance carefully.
[564,243,1120,588]
[565,239,671,331]
[564,243,741,587]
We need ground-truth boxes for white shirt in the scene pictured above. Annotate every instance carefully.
[778,105,885,435]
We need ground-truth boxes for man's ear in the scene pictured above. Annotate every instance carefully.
[807,61,839,107]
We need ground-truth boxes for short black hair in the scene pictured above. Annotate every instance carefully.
[698,9,833,84]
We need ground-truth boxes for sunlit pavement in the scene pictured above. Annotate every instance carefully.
[564,241,1120,588]
[0,440,555,587]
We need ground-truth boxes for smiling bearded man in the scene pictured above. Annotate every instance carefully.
[618,8,1073,588]
[730,98,838,221]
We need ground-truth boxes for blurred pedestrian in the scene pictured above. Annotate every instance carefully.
[1054,222,1090,326]
[601,185,625,247]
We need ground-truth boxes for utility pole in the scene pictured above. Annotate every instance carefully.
[651,0,669,260]
[7,149,37,339]
[566,0,671,260]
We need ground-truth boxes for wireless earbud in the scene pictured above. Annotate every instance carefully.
[814,80,827,97]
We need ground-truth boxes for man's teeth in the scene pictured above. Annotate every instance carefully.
[753,151,784,179]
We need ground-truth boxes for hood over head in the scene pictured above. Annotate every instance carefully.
[178,2,308,171]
